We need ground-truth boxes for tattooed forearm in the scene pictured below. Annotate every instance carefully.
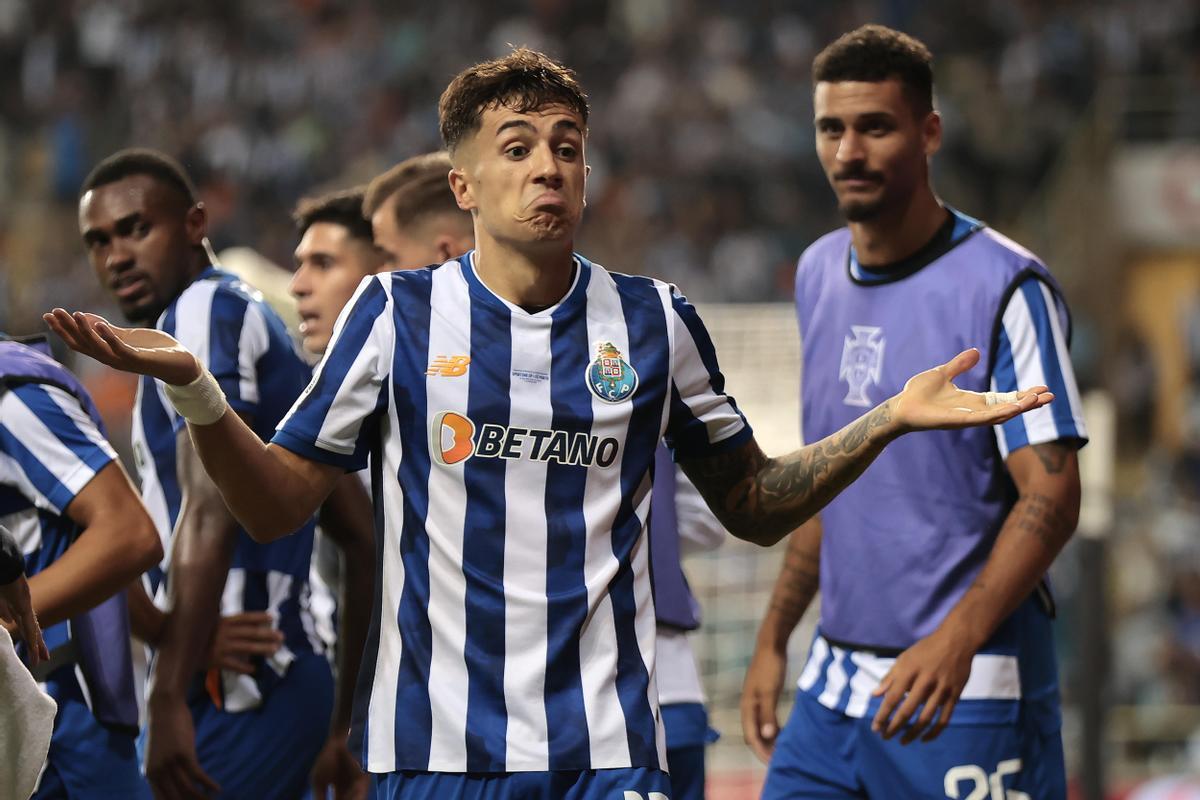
[768,529,821,620]
[1013,492,1075,550]
[682,401,898,545]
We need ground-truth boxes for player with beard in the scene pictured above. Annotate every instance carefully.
[740,26,1087,799]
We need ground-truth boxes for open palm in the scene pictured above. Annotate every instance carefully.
[43,309,201,386]
[893,348,1052,432]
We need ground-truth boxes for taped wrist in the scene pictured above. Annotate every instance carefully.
[163,369,228,425]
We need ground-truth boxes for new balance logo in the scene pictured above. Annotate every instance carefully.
[426,355,470,377]
[623,793,669,800]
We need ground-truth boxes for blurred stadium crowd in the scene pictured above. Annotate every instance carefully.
[0,0,1196,326]
[2,0,1200,787]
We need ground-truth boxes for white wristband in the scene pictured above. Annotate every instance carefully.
[984,390,1019,406]
[163,369,228,425]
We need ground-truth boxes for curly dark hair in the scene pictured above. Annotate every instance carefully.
[438,47,589,154]
[813,25,934,116]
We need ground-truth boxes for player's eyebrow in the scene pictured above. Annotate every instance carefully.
[81,211,143,242]
[496,119,583,136]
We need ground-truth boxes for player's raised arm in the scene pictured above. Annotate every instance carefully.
[44,309,341,540]
[679,348,1052,547]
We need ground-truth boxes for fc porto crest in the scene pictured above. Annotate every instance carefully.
[839,325,885,407]
[587,341,638,403]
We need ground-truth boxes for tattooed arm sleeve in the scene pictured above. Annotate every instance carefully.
[678,400,898,546]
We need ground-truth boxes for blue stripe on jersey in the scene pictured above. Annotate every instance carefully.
[389,272,436,768]
[1,385,112,511]
[272,279,390,471]
[543,298,593,770]
[461,295,512,771]
[992,326,1029,452]
[610,278,669,768]
[1018,280,1082,440]
[138,377,181,594]
[207,288,250,411]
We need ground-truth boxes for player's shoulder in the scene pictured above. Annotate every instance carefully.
[798,227,853,272]
[377,262,441,295]
[967,226,1049,273]
[171,267,257,320]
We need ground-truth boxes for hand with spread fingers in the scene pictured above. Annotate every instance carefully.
[890,348,1052,433]
[43,309,201,387]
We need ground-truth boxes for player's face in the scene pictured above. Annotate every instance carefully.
[290,222,379,354]
[79,175,206,324]
[813,79,940,222]
[371,202,453,270]
[450,103,587,248]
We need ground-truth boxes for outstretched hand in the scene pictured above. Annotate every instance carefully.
[43,309,201,387]
[891,348,1052,433]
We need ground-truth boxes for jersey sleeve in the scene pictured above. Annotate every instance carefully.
[272,275,393,471]
[664,287,752,459]
[0,383,117,515]
[991,276,1089,458]
[171,283,270,427]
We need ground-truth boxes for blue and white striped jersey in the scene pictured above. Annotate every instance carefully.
[274,252,751,774]
[0,382,115,656]
[133,267,320,712]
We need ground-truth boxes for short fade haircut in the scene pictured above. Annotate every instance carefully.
[80,147,198,206]
[292,188,374,242]
[813,25,934,116]
[438,47,589,154]
[363,151,469,232]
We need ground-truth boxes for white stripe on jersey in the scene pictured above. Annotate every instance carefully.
[423,268,472,770]
[131,387,173,577]
[236,302,269,404]
[500,302,553,770]
[218,568,263,712]
[173,280,218,372]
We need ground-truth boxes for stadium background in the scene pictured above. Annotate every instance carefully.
[1,0,1199,797]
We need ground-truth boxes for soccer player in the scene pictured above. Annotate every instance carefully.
[362,151,475,270]
[0,333,162,797]
[72,148,341,799]
[47,50,1051,799]
[740,26,1087,799]
[370,152,727,798]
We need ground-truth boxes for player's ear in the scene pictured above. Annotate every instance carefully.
[922,111,942,158]
[447,161,476,213]
[184,202,208,247]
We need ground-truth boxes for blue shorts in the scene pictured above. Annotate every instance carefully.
[140,650,333,799]
[662,702,718,800]
[372,767,671,799]
[34,666,150,799]
[762,693,1066,799]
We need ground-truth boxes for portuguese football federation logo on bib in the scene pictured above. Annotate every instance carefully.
[587,341,638,403]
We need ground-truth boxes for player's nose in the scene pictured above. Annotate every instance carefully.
[288,264,311,298]
[835,130,866,163]
[530,142,563,185]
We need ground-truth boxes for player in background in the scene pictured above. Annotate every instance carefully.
[288,188,385,799]
[362,150,475,270]
[0,333,162,797]
[72,148,366,799]
[47,50,1052,799]
[366,150,728,798]
[740,26,1087,799]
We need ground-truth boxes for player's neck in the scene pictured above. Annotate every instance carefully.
[848,188,946,268]
[472,234,576,310]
